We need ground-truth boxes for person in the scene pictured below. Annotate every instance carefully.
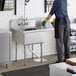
[45,0,71,63]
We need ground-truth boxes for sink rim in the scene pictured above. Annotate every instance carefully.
[17,27,37,31]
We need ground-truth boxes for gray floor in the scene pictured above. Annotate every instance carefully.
[0,52,76,76]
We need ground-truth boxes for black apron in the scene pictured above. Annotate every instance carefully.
[54,17,70,38]
[55,18,60,38]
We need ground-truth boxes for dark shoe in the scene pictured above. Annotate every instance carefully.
[63,59,66,62]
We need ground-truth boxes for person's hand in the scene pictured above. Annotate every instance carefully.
[41,14,51,26]
[45,14,51,21]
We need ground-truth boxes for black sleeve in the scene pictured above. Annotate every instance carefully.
[49,0,58,15]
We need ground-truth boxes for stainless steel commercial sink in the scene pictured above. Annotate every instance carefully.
[10,19,54,65]
[10,20,45,65]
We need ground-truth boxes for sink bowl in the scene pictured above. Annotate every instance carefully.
[23,27,37,31]
[12,26,44,45]
[17,26,37,31]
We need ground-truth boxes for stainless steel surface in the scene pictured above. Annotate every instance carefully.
[0,29,12,66]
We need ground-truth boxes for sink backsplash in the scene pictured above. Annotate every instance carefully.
[10,18,53,30]
[10,19,36,30]
[35,20,53,29]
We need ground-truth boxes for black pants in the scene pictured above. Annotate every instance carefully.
[56,24,71,62]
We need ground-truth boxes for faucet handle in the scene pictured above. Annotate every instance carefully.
[25,21,29,25]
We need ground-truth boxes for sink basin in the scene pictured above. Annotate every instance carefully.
[12,26,44,45]
[17,26,37,31]
[22,27,37,31]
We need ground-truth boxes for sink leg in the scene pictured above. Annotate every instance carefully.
[32,44,34,59]
[15,43,17,62]
[24,45,26,66]
[40,43,43,63]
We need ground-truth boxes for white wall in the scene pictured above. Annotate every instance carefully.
[68,0,76,22]
[17,0,48,19]
[0,0,76,60]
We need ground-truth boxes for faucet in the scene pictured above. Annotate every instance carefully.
[23,18,29,25]
[17,17,29,26]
